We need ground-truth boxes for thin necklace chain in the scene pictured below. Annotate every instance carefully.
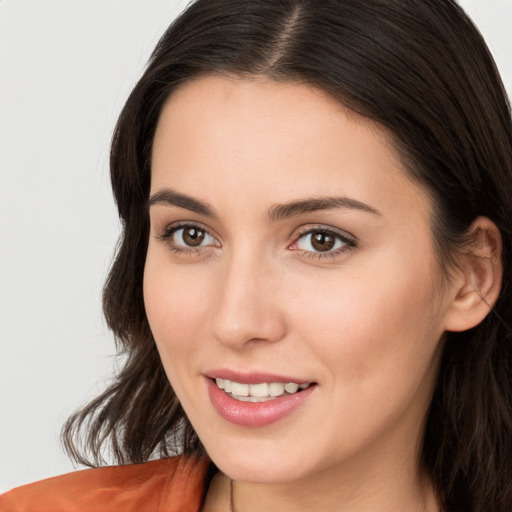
[229,478,235,512]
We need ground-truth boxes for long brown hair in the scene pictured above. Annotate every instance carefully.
[62,1,512,510]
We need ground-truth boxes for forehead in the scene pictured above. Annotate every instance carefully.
[151,74,429,220]
[153,74,394,161]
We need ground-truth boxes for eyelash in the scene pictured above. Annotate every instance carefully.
[291,226,357,260]
[157,222,218,257]
[156,222,357,260]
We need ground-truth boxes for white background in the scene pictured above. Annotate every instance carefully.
[1,0,511,493]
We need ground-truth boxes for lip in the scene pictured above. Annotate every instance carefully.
[204,369,313,385]
[205,376,316,427]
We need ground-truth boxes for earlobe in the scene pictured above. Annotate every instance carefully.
[444,217,503,332]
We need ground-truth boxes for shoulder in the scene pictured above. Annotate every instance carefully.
[0,455,210,512]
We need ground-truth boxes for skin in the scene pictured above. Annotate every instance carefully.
[143,75,487,511]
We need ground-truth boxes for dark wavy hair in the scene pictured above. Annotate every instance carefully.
[62,0,512,510]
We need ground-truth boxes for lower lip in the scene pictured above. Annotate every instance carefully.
[206,378,316,427]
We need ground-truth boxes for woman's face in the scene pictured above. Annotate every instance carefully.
[144,75,458,485]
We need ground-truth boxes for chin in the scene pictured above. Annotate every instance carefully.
[201,434,316,484]
[215,457,304,485]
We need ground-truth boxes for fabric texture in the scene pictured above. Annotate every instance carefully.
[0,455,210,512]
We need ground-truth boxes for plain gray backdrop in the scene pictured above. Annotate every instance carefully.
[1,0,511,492]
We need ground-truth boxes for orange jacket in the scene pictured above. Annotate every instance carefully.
[0,455,210,512]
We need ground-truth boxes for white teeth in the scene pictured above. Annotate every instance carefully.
[268,382,285,396]
[231,382,249,397]
[284,382,299,393]
[249,383,269,397]
[236,395,272,402]
[214,378,312,400]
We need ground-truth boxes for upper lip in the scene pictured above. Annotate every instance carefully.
[204,369,314,385]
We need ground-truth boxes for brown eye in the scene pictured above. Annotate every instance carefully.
[169,226,217,249]
[295,228,351,255]
[181,227,205,246]
[311,231,335,252]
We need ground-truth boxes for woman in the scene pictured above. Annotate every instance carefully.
[2,0,511,510]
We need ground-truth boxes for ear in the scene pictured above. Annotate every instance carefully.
[444,217,503,332]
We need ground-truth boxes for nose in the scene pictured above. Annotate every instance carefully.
[210,251,287,349]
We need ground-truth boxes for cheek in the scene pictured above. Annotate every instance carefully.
[282,261,446,454]
[285,257,445,387]
[143,249,214,371]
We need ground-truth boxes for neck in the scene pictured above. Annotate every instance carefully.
[229,464,437,512]
[203,441,439,512]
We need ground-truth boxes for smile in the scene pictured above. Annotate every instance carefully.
[215,378,312,402]
[206,375,317,427]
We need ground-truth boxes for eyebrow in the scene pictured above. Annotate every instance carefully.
[147,189,216,217]
[268,196,381,222]
[147,188,380,221]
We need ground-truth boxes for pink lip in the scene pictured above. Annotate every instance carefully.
[205,376,316,428]
[204,369,312,385]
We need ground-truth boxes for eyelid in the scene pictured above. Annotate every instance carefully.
[288,224,357,257]
[291,224,357,243]
[157,221,221,251]
[158,220,216,239]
